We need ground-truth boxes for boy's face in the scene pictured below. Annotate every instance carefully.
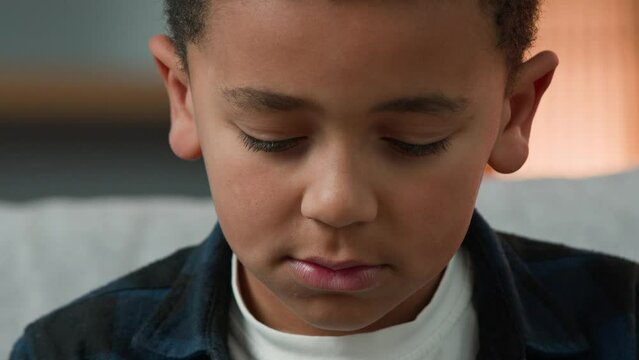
[152,0,557,335]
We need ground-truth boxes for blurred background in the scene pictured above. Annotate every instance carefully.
[1,0,638,196]
[0,0,209,201]
[521,0,639,178]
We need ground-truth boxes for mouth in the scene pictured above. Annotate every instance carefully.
[286,257,387,292]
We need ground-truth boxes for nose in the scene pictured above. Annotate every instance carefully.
[300,148,378,228]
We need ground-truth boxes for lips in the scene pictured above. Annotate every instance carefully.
[287,257,386,292]
[303,257,374,271]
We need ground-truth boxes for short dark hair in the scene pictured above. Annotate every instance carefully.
[164,0,539,93]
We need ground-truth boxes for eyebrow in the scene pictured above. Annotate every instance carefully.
[221,87,469,115]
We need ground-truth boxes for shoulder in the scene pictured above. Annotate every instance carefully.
[10,245,196,360]
[497,230,639,277]
[496,231,639,329]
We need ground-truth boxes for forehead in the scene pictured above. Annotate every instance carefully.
[190,0,504,112]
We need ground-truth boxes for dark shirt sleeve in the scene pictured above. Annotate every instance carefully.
[9,334,34,360]
[636,276,639,356]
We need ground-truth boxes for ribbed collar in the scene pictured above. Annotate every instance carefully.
[131,210,589,359]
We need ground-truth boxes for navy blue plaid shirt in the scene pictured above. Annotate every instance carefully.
[10,210,639,359]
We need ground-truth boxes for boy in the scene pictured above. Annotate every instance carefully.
[10,0,638,359]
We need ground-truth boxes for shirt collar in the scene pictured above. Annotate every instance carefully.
[463,211,589,359]
[131,210,589,359]
[131,223,233,359]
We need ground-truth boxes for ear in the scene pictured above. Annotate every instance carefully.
[488,51,559,174]
[149,35,202,160]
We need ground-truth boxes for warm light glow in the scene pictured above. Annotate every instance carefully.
[502,0,639,178]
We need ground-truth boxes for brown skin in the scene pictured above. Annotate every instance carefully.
[150,0,558,336]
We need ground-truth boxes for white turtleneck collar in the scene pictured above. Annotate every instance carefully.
[227,248,478,360]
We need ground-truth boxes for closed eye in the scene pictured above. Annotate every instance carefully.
[239,130,451,157]
[382,137,451,157]
[239,131,304,153]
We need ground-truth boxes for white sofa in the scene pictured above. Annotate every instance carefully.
[2,168,638,355]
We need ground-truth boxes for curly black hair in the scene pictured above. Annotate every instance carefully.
[164,0,539,93]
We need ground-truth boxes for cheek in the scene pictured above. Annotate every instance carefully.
[203,138,300,256]
[390,170,477,254]
[386,131,489,270]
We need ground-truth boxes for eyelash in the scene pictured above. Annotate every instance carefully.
[382,137,450,157]
[239,132,302,153]
[238,131,450,157]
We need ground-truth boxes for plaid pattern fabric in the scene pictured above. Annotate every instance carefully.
[10,210,638,359]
